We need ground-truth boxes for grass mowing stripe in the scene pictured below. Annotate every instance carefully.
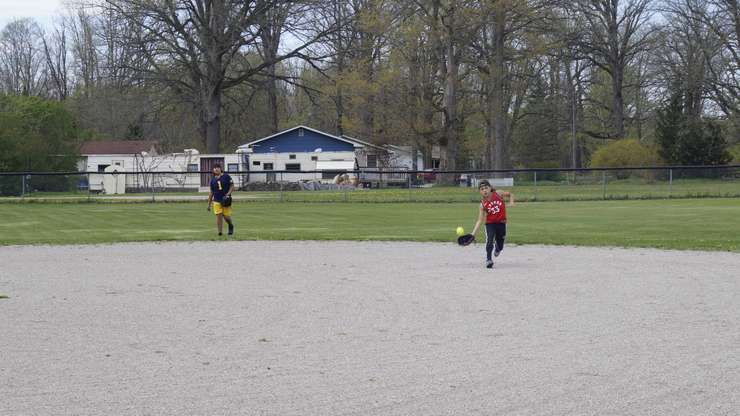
[0,199,737,251]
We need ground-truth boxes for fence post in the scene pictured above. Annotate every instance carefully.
[668,168,673,197]
[602,170,607,200]
[407,172,412,202]
[151,173,155,202]
[20,175,25,198]
[343,172,349,202]
[87,172,91,202]
[280,172,284,202]
[533,171,537,201]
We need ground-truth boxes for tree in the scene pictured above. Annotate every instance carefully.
[257,2,294,133]
[656,93,685,163]
[0,19,47,97]
[674,120,732,166]
[42,18,71,101]
[102,0,340,153]
[683,0,740,130]
[472,0,553,171]
[0,95,80,195]
[573,0,656,139]
[656,92,732,166]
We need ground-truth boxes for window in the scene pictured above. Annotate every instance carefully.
[97,164,110,172]
[289,154,296,160]
[187,164,199,172]
[433,159,441,169]
[298,128,304,137]
[366,154,378,168]
[285,163,301,171]
[227,163,239,172]
[252,161,261,166]
[311,156,318,161]
[263,163,274,170]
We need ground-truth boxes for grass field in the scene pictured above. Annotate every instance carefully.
[0,198,738,251]
[3,177,739,203]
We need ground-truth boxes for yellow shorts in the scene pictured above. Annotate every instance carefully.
[212,202,232,217]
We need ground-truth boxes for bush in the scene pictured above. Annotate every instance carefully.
[0,95,79,195]
[656,94,732,167]
[728,144,740,163]
[589,139,662,179]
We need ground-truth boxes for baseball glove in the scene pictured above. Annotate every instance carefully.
[457,234,475,246]
[221,195,232,207]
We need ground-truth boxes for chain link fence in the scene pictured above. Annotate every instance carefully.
[1,165,739,203]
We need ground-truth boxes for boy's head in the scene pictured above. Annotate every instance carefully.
[478,180,495,198]
[212,163,222,176]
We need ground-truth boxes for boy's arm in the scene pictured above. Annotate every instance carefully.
[207,191,213,211]
[471,207,485,236]
[228,180,235,196]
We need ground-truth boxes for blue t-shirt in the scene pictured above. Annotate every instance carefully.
[210,173,233,202]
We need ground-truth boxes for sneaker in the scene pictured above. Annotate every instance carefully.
[494,250,501,257]
[218,232,223,236]
[486,260,494,269]
[228,224,234,235]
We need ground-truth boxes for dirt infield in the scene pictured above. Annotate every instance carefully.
[1,241,739,415]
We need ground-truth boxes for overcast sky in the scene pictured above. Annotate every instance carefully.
[0,0,62,28]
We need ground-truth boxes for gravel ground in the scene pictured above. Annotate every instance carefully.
[1,241,739,416]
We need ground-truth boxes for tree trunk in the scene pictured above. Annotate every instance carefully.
[442,27,460,184]
[267,67,279,133]
[611,67,625,138]
[492,7,507,175]
[205,89,221,154]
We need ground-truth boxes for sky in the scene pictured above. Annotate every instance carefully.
[0,0,63,28]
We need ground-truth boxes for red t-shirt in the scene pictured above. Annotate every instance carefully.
[481,192,507,224]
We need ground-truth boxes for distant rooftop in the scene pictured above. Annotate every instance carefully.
[80,140,159,155]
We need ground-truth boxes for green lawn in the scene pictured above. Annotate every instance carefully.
[0,199,738,251]
[4,177,739,203]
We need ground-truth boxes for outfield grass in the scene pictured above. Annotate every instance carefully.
[3,177,739,203]
[0,199,738,251]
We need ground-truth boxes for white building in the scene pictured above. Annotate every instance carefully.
[237,126,360,183]
[79,141,245,193]
[77,127,436,193]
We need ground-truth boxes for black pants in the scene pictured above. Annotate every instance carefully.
[485,223,506,260]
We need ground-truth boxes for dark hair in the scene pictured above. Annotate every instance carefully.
[478,179,491,189]
[213,163,222,170]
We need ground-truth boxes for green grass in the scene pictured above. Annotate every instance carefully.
[3,177,739,203]
[0,199,738,251]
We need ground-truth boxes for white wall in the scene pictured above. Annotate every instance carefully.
[246,151,356,182]
[84,155,137,191]
[80,151,357,190]
[388,151,424,170]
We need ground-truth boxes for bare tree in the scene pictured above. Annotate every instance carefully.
[684,0,740,125]
[0,19,47,96]
[657,0,721,120]
[257,2,294,133]
[573,0,657,139]
[68,9,99,94]
[101,0,339,153]
[43,18,72,100]
[473,0,551,170]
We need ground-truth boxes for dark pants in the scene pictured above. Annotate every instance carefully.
[485,223,506,260]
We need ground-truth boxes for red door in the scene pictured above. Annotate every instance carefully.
[200,157,225,187]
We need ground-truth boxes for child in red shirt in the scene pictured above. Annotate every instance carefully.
[471,180,513,268]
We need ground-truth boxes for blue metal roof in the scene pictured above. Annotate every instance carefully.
[238,126,361,154]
